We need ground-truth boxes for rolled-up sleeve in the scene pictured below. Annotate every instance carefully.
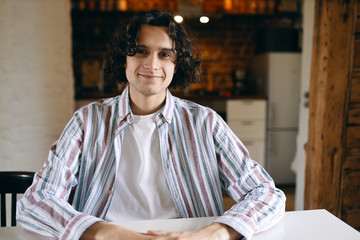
[213,117,286,240]
[16,111,103,239]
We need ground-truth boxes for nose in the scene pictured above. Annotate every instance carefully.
[143,53,160,70]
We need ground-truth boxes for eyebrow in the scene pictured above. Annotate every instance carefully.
[138,45,175,52]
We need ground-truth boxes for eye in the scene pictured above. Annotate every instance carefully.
[160,52,171,57]
[159,51,176,60]
[136,48,147,55]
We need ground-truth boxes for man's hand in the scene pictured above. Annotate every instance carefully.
[146,223,243,240]
[80,222,243,240]
[80,222,149,240]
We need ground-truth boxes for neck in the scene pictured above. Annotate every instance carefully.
[129,88,166,115]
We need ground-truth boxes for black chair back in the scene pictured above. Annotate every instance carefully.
[0,171,35,227]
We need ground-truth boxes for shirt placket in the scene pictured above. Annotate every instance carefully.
[156,118,189,218]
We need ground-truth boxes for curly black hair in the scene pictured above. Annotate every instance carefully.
[104,10,201,89]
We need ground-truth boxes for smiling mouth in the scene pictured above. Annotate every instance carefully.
[138,73,164,79]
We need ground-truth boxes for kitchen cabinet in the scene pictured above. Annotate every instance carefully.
[226,99,266,167]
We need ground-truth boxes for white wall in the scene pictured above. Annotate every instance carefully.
[0,0,74,171]
[291,0,315,210]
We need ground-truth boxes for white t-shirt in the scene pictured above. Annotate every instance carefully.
[105,111,180,222]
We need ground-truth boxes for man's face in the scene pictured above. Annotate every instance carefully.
[125,24,176,101]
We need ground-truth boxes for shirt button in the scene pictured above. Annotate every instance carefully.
[108,190,112,195]
[120,116,123,119]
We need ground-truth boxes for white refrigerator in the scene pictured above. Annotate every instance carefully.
[250,52,301,185]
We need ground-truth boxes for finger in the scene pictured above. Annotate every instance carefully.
[147,230,168,236]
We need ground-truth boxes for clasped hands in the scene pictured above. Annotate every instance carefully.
[80,221,242,240]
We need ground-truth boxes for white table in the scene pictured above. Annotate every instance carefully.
[1,210,359,240]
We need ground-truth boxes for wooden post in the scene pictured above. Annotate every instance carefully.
[304,0,356,215]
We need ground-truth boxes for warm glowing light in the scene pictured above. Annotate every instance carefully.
[199,16,209,24]
[224,0,232,11]
[174,15,183,23]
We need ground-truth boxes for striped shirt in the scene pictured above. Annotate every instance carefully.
[17,86,285,240]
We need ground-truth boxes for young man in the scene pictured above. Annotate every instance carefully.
[17,10,285,240]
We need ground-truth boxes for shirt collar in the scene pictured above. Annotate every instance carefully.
[117,86,175,125]
[117,86,133,124]
[162,89,174,124]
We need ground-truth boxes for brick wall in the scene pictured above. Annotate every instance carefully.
[182,17,256,92]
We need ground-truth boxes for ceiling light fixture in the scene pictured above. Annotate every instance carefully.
[199,16,209,23]
[174,15,184,23]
